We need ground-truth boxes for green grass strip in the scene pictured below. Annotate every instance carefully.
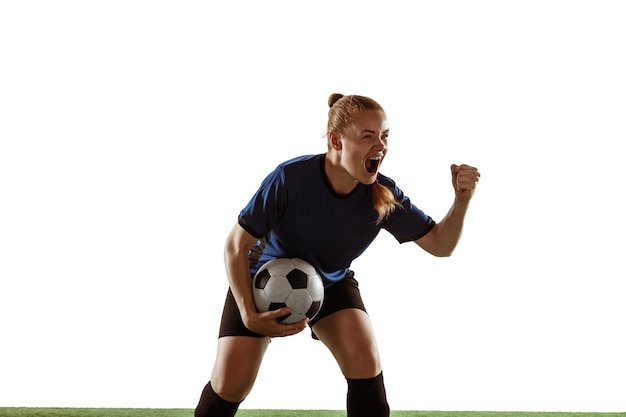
[0,409,624,417]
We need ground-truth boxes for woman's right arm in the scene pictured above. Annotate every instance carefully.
[223,223,308,338]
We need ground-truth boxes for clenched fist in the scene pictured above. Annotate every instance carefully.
[451,164,480,202]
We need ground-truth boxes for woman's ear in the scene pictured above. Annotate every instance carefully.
[328,131,342,150]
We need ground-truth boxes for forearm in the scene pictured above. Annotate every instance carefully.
[223,226,258,323]
[418,198,470,257]
[222,224,307,337]
[225,252,256,319]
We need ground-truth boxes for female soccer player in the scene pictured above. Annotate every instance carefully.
[195,93,480,417]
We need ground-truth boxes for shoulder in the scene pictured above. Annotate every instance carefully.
[257,154,323,190]
[276,154,323,171]
[376,172,399,192]
[376,172,411,204]
[272,154,324,181]
[257,154,322,187]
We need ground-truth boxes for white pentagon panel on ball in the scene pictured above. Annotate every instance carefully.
[286,288,313,316]
[263,275,293,302]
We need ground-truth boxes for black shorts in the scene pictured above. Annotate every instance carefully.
[218,271,367,340]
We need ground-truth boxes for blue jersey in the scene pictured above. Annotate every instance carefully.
[238,154,435,287]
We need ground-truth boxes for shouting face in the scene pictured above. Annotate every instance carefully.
[326,110,389,194]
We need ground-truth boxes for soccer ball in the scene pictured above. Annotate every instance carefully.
[252,257,324,324]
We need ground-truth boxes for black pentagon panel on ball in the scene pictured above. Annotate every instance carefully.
[255,269,271,289]
[276,314,291,322]
[268,302,287,311]
[306,301,322,319]
[268,302,290,322]
[286,268,308,289]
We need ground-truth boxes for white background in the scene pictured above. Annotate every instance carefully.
[1,0,625,412]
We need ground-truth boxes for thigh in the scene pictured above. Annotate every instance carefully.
[210,335,270,402]
[219,288,265,338]
[311,308,382,379]
[308,271,366,339]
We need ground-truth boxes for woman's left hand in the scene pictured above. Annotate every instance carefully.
[451,164,480,202]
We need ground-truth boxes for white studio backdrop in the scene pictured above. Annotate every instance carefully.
[1,0,625,412]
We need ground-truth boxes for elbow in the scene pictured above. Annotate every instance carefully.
[415,224,460,257]
[418,245,455,258]
[433,248,454,258]
[427,240,458,257]
[438,241,460,257]
[416,237,457,258]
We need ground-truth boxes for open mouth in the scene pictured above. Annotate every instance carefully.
[365,156,382,174]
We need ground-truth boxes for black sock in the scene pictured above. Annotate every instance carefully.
[346,372,390,417]
[194,381,241,417]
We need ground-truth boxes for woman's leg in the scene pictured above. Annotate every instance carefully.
[311,308,381,378]
[211,335,270,401]
[311,308,390,417]
[195,285,271,416]
[195,335,270,417]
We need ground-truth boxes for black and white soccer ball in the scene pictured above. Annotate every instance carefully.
[252,257,324,324]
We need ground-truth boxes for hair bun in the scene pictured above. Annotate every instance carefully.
[328,93,344,108]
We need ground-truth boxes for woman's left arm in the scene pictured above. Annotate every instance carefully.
[415,164,480,257]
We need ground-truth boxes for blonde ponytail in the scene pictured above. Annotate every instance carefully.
[372,182,401,224]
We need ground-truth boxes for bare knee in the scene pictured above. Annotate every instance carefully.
[312,309,382,379]
[210,336,270,403]
[339,341,381,378]
[210,374,254,403]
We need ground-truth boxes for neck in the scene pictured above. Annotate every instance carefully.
[324,152,358,195]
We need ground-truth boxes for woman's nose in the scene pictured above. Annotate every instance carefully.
[374,135,387,151]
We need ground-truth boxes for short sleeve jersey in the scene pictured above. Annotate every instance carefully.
[238,154,435,287]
